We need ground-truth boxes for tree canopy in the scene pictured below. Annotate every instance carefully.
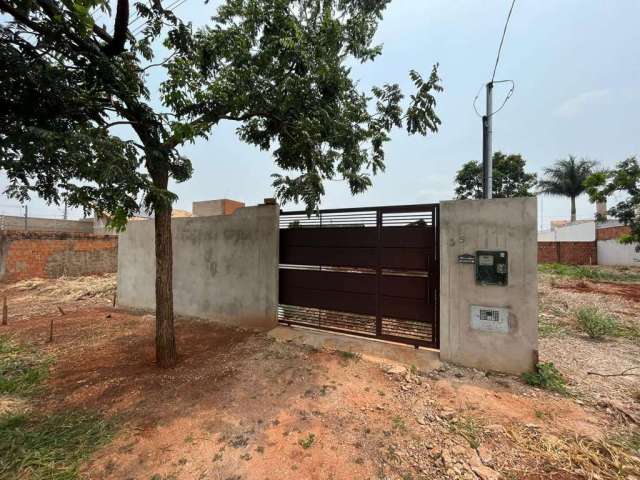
[0,0,443,366]
[162,0,443,210]
[454,152,537,200]
[1,0,443,221]
[586,156,640,248]
[538,155,596,222]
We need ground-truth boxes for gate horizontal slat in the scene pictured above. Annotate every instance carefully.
[281,269,433,301]
[279,287,376,316]
[281,227,377,247]
[381,248,435,270]
[381,227,436,248]
[280,269,376,295]
[281,246,378,268]
[381,296,434,322]
[380,275,431,300]
[281,246,436,270]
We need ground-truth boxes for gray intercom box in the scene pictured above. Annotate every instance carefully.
[475,250,508,286]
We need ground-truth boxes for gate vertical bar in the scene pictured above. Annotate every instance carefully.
[317,210,322,328]
[434,204,440,348]
[375,208,382,336]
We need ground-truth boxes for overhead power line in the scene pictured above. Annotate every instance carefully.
[92,0,188,38]
[491,0,516,82]
[488,79,515,118]
[128,0,151,29]
[472,79,515,119]
[474,0,518,200]
[131,0,188,36]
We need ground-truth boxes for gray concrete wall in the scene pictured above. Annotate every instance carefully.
[597,239,640,266]
[439,198,538,374]
[117,205,279,329]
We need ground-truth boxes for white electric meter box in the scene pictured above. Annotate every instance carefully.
[470,305,510,333]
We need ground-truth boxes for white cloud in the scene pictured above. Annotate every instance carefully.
[553,89,611,119]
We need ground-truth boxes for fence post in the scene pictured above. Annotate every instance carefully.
[2,296,7,325]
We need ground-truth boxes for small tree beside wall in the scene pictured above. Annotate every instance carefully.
[0,0,443,367]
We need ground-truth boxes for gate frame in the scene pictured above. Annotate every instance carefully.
[278,203,440,349]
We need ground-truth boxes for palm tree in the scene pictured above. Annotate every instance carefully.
[538,156,597,222]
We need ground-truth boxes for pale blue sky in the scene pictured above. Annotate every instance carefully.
[2,0,639,229]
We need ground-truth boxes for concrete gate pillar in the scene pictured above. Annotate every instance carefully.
[438,198,538,374]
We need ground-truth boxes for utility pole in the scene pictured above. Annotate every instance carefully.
[63,201,68,220]
[482,81,493,199]
[480,0,516,199]
[23,205,28,231]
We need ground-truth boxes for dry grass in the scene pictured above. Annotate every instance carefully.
[538,272,640,414]
[539,263,640,283]
[539,277,640,335]
[503,424,640,479]
[538,270,640,344]
[11,274,116,302]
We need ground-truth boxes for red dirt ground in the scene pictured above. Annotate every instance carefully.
[1,276,636,479]
[556,279,640,302]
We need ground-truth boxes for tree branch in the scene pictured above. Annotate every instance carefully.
[103,120,139,129]
[161,110,274,149]
[587,366,640,377]
[0,0,49,37]
[32,0,126,55]
[102,0,129,56]
[10,0,110,57]
[141,51,177,72]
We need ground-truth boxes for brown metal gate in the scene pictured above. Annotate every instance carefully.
[278,204,439,348]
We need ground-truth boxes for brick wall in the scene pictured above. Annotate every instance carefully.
[538,241,597,265]
[192,199,245,217]
[0,231,118,282]
[596,225,631,241]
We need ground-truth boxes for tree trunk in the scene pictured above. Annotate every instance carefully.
[570,196,576,223]
[128,113,177,368]
[154,202,177,367]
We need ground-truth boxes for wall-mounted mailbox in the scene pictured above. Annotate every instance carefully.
[458,253,475,264]
[475,250,508,286]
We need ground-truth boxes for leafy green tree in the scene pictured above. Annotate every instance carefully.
[454,152,537,199]
[538,155,596,222]
[0,0,442,366]
[585,156,640,249]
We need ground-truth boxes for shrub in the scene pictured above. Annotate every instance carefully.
[298,433,316,449]
[447,416,484,449]
[575,307,617,339]
[522,362,567,394]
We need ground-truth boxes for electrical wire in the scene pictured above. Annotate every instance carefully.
[473,80,515,118]
[488,79,515,118]
[491,0,516,82]
[472,83,485,118]
[128,0,151,29]
[131,0,186,36]
[92,0,185,37]
[472,0,518,118]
